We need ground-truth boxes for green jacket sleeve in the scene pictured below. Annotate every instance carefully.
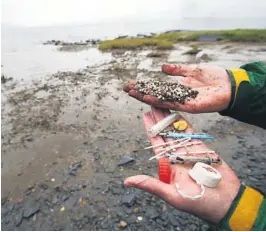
[218,184,266,231]
[219,61,266,129]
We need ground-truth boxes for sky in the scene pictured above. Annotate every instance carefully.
[1,0,266,27]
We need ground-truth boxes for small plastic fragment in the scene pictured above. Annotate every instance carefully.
[158,157,171,184]
[173,120,188,131]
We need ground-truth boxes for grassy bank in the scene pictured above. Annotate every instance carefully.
[98,38,174,51]
[98,29,266,51]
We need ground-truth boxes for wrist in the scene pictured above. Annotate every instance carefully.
[220,69,235,112]
[218,183,266,231]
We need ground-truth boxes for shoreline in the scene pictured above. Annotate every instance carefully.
[1,39,266,230]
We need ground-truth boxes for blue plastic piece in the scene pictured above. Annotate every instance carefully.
[159,132,214,140]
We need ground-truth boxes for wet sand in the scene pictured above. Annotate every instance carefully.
[1,42,266,230]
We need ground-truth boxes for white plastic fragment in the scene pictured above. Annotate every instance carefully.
[148,138,191,160]
[148,112,180,137]
[188,162,222,188]
[175,183,205,200]
[144,138,187,150]
[157,141,202,152]
[171,150,215,156]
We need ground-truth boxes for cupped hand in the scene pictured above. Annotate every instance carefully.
[124,107,240,224]
[123,64,232,113]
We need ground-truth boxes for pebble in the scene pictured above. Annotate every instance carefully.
[14,208,24,226]
[126,215,137,224]
[187,223,198,231]
[137,216,143,221]
[118,220,128,228]
[133,207,140,213]
[122,193,136,207]
[23,199,40,218]
[68,161,82,176]
[118,155,135,166]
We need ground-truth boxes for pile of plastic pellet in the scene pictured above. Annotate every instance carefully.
[135,80,198,104]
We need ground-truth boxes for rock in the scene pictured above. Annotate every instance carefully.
[126,215,137,224]
[118,155,135,166]
[232,153,238,160]
[65,196,78,208]
[14,208,24,226]
[169,214,180,226]
[116,35,129,39]
[164,30,181,34]
[1,74,13,84]
[23,134,34,142]
[2,196,8,205]
[196,51,211,61]
[122,193,136,207]
[187,224,198,231]
[201,224,210,231]
[100,218,111,229]
[123,206,133,215]
[248,176,259,182]
[118,220,128,228]
[51,195,59,204]
[248,157,257,162]
[137,216,143,221]
[137,33,152,38]
[133,207,140,213]
[23,199,40,218]
[146,209,160,220]
[68,161,82,176]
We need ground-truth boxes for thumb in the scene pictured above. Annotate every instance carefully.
[162,64,197,76]
[124,175,177,202]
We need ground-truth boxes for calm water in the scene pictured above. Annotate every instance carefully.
[2,18,266,79]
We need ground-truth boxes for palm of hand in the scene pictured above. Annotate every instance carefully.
[124,107,240,224]
[123,64,232,113]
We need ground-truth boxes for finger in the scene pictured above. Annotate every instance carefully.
[124,175,179,204]
[122,81,135,93]
[162,64,198,76]
[128,90,145,103]
[143,111,166,155]
[128,91,184,111]
[128,90,203,113]
[144,96,176,109]
[144,95,200,113]
[150,108,216,158]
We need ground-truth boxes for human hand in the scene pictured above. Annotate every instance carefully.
[123,64,232,113]
[124,107,240,224]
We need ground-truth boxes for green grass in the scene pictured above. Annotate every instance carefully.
[183,46,202,55]
[158,29,266,42]
[98,38,174,51]
[99,29,266,51]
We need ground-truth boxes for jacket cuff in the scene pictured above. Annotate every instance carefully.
[218,184,266,231]
[219,70,236,115]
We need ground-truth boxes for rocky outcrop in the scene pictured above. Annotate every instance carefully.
[43,39,101,46]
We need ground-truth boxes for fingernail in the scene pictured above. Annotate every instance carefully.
[124,177,136,186]
[162,64,176,73]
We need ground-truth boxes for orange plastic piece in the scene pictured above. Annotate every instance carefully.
[158,157,171,184]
